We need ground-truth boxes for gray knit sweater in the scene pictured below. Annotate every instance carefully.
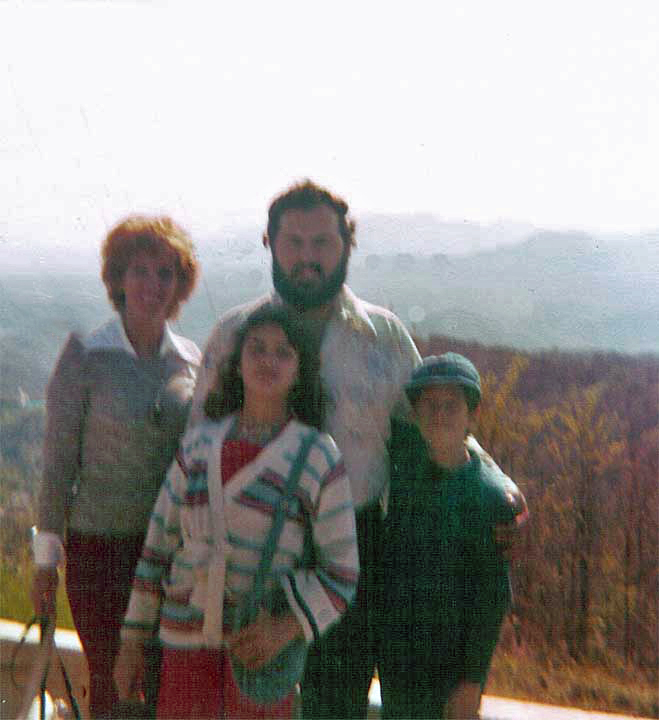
[38,318,200,541]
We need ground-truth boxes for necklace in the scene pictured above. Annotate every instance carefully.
[231,414,288,445]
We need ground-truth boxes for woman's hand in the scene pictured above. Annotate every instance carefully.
[113,639,146,702]
[31,567,59,620]
[225,609,303,670]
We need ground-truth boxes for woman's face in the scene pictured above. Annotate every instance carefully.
[239,323,300,408]
[120,247,178,329]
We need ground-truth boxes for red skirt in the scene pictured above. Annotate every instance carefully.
[156,646,296,720]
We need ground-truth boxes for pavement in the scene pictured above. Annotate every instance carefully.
[1,619,654,720]
[480,694,655,720]
[1,620,87,719]
[367,678,654,720]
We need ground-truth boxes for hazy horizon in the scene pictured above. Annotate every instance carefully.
[2,211,657,276]
[2,1,659,266]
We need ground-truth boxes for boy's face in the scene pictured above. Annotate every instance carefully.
[412,384,473,464]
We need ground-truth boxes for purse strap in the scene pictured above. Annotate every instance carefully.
[244,429,318,623]
[14,616,82,720]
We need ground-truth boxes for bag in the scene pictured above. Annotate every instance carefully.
[229,430,317,704]
[230,635,309,705]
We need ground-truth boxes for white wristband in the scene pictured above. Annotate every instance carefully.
[32,528,65,568]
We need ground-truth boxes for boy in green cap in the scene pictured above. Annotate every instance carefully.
[377,353,525,719]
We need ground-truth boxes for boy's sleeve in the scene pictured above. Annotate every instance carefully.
[466,439,529,525]
[464,576,508,685]
[461,470,518,684]
[279,436,359,643]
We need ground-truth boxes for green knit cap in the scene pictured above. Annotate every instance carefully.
[405,352,481,410]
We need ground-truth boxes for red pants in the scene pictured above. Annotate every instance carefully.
[156,647,296,720]
[65,532,145,719]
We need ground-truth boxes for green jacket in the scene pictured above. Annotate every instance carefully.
[379,418,517,683]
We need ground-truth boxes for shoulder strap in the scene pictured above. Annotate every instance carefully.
[246,429,318,620]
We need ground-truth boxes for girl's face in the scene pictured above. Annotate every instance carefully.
[239,323,300,407]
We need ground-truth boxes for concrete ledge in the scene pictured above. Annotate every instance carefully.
[1,619,88,719]
[1,619,651,720]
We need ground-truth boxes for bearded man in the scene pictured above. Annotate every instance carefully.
[188,179,527,719]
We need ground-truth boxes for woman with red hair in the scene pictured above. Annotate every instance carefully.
[30,215,201,718]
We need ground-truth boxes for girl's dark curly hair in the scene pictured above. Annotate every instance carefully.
[204,304,326,430]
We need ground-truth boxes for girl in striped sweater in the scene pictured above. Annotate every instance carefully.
[114,304,359,719]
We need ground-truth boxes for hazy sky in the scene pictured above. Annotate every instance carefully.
[2,0,658,253]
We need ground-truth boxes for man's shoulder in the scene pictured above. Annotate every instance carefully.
[205,294,274,348]
[349,290,407,327]
[218,294,274,330]
[343,287,415,349]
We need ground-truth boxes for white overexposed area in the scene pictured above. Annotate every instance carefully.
[1,0,658,262]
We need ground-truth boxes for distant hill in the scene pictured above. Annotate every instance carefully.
[348,230,659,354]
[0,211,649,271]
[1,217,657,401]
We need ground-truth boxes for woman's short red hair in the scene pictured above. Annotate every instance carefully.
[101,215,198,318]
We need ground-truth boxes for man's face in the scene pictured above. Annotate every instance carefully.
[270,205,350,310]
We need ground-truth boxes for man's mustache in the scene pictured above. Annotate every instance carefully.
[291,263,324,279]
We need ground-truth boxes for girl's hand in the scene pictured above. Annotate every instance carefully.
[225,609,303,670]
[113,639,146,702]
[31,567,58,620]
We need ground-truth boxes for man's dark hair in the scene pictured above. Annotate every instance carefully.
[265,179,357,248]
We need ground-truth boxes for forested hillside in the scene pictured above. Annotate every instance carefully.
[1,336,657,716]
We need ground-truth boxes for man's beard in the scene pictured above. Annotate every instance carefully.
[272,251,349,311]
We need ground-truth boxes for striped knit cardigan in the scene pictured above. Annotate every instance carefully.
[122,416,359,651]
